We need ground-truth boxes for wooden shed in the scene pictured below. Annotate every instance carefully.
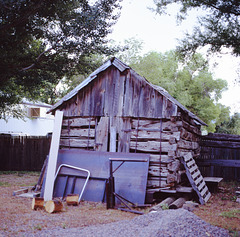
[48,57,209,203]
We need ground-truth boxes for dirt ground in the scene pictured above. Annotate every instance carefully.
[0,172,239,236]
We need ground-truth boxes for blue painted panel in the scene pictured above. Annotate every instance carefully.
[51,149,149,204]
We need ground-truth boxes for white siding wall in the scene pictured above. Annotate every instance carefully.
[0,106,54,136]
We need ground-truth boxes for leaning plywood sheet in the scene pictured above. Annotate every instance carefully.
[180,153,211,204]
[42,149,149,205]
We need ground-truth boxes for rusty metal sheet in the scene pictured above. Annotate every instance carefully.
[47,149,149,205]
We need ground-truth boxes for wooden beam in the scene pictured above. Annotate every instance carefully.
[197,159,240,168]
[110,126,117,152]
[44,110,63,201]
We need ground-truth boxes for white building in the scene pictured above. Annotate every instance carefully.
[0,100,54,136]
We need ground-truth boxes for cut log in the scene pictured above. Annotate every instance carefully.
[61,128,95,138]
[159,197,176,206]
[130,130,180,141]
[147,177,167,188]
[149,154,174,164]
[45,200,63,213]
[32,197,44,210]
[131,119,182,131]
[150,197,176,212]
[66,194,79,206]
[169,197,188,209]
[148,165,168,177]
[167,160,180,172]
[60,138,95,148]
[167,173,178,184]
[62,117,95,127]
[130,141,177,153]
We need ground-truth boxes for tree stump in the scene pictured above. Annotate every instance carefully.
[45,200,63,213]
[32,197,44,210]
[66,194,79,206]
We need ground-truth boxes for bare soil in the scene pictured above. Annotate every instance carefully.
[0,172,239,236]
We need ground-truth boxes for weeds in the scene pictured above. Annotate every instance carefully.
[0,181,10,187]
[33,224,42,231]
[220,209,240,219]
[161,203,169,210]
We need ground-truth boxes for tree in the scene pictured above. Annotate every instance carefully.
[215,113,240,135]
[130,50,229,132]
[0,0,121,119]
[153,0,240,57]
[113,37,144,65]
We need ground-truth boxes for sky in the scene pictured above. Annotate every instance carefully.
[108,0,240,114]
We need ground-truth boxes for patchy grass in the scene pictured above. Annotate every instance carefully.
[193,181,240,236]
[0,172,136,236]
[0,172,239,236]
[220,209,240,219]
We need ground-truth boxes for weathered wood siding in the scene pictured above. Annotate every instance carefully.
[198,133,240,180]
[56,66,202,190]
[58,67,177,119]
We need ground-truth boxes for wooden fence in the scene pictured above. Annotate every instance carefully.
[0,135,51,171]
[1,133,240,180]
[197,133,240,181]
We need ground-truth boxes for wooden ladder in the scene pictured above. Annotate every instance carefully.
[181,153,211,204]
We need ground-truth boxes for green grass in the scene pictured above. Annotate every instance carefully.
[0,181,10,187]
[220,209,240,219]
[0,171,40,176]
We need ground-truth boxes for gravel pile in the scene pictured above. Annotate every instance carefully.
[25,209,229,237]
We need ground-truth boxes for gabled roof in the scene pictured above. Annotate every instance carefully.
[49,57,207,126]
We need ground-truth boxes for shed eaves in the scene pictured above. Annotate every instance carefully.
[48,57,207,126]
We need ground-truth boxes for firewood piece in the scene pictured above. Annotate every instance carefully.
[167,160,180,172]
[169,197,188,209]
[66,194,79,206]
[45,200,63,213]
[32,197,44,210]
[150,197,176,212]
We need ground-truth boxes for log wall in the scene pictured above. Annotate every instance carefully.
[56,65,202,190]
[59,114,202,190]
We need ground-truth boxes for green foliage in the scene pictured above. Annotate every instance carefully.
[114,37,144,65]
[130,50,228,132]
[0,0,121,118]
[0,181,10,187]
[160,203,169,210]
[215,113,240,135]
[153,0,240,57]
